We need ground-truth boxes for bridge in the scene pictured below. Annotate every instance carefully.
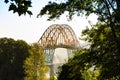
[38,24,80,76]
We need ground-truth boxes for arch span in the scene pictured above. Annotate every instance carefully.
[38,24,80,49]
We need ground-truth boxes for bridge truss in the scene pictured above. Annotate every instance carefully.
[38,24,80,75]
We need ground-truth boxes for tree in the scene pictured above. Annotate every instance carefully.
[39,0,120,21]
[81,23,120,79]
[50,73,57,80]
[57,49,98,80]
[58,22,120,79]
[57,49,88,80]
[81,69,100,80]
[0,37,30,80]
[24,43,49,80]
[4,0,32,16]
[39,0,120,44]
[3,0,120,79]
[39,0,120,49]
[39,0,120,79]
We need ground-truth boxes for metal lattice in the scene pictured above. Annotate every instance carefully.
[38,24,80,75]
[38,24,80,49]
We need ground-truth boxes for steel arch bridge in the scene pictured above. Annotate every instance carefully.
[38,24,80,75]
[38,24,80,49]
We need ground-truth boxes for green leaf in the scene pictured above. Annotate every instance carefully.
[4,0,9,3]
[99,33,104,41]
[9,3,16,11]
[27,11,33,15]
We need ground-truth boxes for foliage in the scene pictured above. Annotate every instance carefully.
[40,0,120,79]
[4,0,32,16]
[3,0,120,79]
[0,37,30,80]
[82,23,120,79]
[24,43,49,80]
[58,25,120,79]
[81,68,100,80]
[50,73,57,80]
[58,22,120,79]
[57,49,97,80]
[39,0,91,20]
[40,0,120,22]
[40,0,120,51]
[57,49,89,80]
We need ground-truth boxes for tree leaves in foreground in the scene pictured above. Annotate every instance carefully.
[82,23,120,79]
[57,49,99,80]
[40,0,120,49]
[58,23,120,80]
[40,0,120,22]
[24,43,49,80]
[4,0,32,16]
[0,37,30,80]
[40,0,120,79]
[57,49,88,80]
[58,22,120,80]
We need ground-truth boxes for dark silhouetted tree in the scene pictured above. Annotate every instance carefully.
[0,37,30,80]
[4,0,32,16]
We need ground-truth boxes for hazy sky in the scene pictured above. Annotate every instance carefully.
[0,0,98,44]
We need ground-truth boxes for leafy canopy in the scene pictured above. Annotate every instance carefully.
[39,0,120,21]
[39,0,120,79]
[4,0,32,16]
[24,43,49,80]
[81,22,120,79]
[0,37,30,80]
[58,21,120,79]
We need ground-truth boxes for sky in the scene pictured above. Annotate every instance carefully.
[0,0,98,44]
